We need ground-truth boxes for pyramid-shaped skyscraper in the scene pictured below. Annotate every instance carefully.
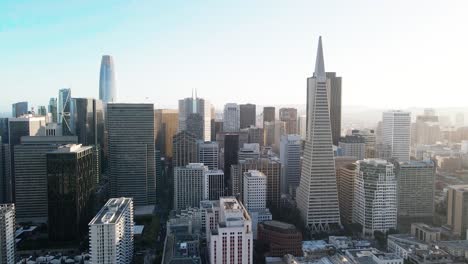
[296,37,341,232]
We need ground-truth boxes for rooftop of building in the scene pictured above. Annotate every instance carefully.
[9,115,46,121]
[412,223,441,233]
[20,136,78,144]
[387,234,428,250]
[244,170,266,178]
[447,184,468,191]
[184,163,208,169]
[437,240,468,250]
[358,159,392,166]
[163,233,201,264]
[205,170,224,175]
[339,135,365,143]
[261,220,297,231]
[49,144,92,153]
[398,159,435,167]
[89,197,132,225]
[345,248,402,263]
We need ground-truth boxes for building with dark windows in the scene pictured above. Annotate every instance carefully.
[48,98,58,123]
[8,116,46,202]
[206,170,224,200]
[99,55,117,103]
[12,101,28,118]
[258,220,303,257]
[70,98,104,180]
[172,131,198,168]
[240,103,256,129]
[263,106,275,124]
[154,109,178,158]
[186,113,204,140]
[47,144,95,242]
[58,88,72,135]
[326,72,342,146]
[178,94,211,141]
[279,108,298,134]
[224,134,239,192]
[107,103,156,206]
[14,136,78,224]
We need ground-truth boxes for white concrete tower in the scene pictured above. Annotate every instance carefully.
[296,37,341,232]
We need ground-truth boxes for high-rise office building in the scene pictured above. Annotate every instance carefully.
[206,170,224,200]
[70,98,104,180]
[447,185,468,237]
[197,141,219,170]
[280,134,301,196]
[7,116,46,202]
[243,170,267,211]
[279,108,298,134]
[208,197,253,264]
[186,113,204,139]
[0,204,15,264]
[154,109,179,158]
[224,134,239,191]
[263,121,275,147]
[47,144,95,242]
[58,88,70,123]
[231,157,281,209]
[338,135,366,160]
[394,160,435,230]
[0,118,8,144]
[0,143,8,204]
[48,98,58,123]
[382,110,411,162]
[240,104,256,129]
[58,88,72,135]
[298,115,307,140]
[11,101,28,118]
[107,103,156,206]
[352,129,377,158]
[37,105,47,116]
[70,98,104,146]
[223,103,240,132]
[174,163,208,210]
[172,131,198,167]
[353,159,397,237]
[238,143,261,161]
[263,107,275,124]
[296,37,341,232]
[336,162,357,225]
[89,197,134,264]
[178,94,211,141]
[99,55,117,103]
[14,136,78,223]
[326,72,342,146]
[243,170,272,239]
[413,110,440,146]
[244,126,263,146]
[212,120,224,141]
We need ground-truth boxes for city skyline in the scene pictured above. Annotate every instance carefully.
[2,1,468,112]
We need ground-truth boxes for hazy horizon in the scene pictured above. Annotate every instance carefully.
[2,0,468,112]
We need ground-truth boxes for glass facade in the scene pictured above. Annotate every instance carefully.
[99,55,116,103]
[47,146,95,242]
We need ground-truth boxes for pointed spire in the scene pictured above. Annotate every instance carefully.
[195,88,198,99]
[192,88,194,99]
[314,36,326,78]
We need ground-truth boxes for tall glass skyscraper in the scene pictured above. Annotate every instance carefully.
[58,88,72,135]
[99,55,117,103]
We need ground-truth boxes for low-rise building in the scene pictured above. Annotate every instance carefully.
[257,220,302,257]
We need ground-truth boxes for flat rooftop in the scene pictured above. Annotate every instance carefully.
[49,144,92,153]
[89,197,132,225]
[262,220,296,230]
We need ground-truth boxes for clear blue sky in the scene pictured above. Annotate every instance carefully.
[1,0,468,112]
